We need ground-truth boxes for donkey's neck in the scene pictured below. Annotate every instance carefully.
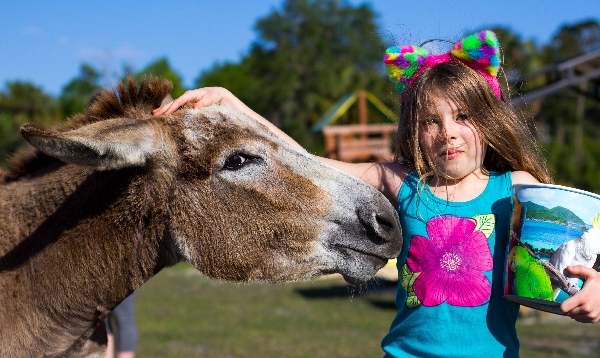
[0,164,177,355]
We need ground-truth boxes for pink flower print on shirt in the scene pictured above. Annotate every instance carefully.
[407,215,493,307]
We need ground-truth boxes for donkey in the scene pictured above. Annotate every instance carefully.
[0,76,402,357]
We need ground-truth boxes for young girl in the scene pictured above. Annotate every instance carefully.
[153,30,600,357]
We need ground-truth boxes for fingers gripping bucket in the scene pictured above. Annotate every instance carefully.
[504,184,600,315]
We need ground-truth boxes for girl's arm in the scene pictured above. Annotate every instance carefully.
[511,171,539,185]
[153,87,407,205]
[153,87,298,149]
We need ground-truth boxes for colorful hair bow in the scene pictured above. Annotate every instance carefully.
[383,30,502,98]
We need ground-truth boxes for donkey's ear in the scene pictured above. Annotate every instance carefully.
[20,118,161,170]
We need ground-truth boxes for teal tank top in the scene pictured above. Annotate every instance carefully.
[381,171,520,357]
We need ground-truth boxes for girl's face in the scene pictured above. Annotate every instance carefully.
[419,93,487,182]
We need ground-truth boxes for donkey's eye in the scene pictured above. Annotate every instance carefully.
[224,154,248,170]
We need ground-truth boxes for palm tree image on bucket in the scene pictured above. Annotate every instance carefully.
[504,184,600,315]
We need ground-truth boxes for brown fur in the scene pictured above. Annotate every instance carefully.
[0,76,402,357]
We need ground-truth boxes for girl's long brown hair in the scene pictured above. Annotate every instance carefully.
[394,61,553,184]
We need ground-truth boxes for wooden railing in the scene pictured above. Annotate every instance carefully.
[322,123,397,162]
[509,48,600,107]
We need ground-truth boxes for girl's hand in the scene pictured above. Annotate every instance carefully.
[152,87,231,116]
[152,87,305,154]
[560,265,600,323]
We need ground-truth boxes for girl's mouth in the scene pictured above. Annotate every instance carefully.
[439,148,462,160]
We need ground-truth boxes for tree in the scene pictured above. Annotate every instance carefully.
[488,27,545,97]
[137,58,186,98]
[197,61,261,108]
[535,19,600,192]
[59,63,102,117]
[0,81,60,166]
[197,0,391,153]
[543,19,600,62]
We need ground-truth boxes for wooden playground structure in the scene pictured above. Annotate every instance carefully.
[312,91,398,162]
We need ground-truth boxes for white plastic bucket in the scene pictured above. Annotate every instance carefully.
[504,183,600,314]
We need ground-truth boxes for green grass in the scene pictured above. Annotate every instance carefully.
[517,310,600,358]
[132,264,600,357]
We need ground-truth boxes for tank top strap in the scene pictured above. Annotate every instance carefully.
[398,171,512,209]
[481,170,513,202]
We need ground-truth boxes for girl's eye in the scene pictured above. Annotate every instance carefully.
[224,154,248,170]
[457,113,469,121]
[423,118,439,126]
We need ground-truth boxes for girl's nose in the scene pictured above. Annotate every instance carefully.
[441,118,459,140]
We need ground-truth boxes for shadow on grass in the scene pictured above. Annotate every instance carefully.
[295,284,354,299]
[294,278,398,311]
[367,299,397,310]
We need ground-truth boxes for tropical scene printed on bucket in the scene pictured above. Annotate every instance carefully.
[400,214,496,308]
[505,184,600,307]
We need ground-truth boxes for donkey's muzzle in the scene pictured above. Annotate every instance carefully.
[326,193,403,285]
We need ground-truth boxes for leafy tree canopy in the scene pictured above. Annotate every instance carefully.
[544,19,600,62]
[0,81,60,165]
[59,63,102,117]
[137,58,185,98]
[198,0,391,153]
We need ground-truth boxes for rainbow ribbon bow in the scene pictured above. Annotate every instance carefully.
[383,30,501,98]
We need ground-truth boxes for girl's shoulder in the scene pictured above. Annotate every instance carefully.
[511,170,540,185]
[352,162,410,206]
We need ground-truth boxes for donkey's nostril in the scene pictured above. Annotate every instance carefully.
[356,202,402,249]
[375,214,394,232]
[357,210,393,245]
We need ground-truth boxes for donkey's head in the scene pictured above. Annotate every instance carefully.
[19,77,402,285]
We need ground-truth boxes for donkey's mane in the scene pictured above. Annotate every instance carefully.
[1,76,173,182]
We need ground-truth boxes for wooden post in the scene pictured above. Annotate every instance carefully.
[323,130,338,160]
[358,91,367,144]
[358,91,367,126]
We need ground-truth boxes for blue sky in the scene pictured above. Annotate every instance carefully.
[1,0,598,96]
